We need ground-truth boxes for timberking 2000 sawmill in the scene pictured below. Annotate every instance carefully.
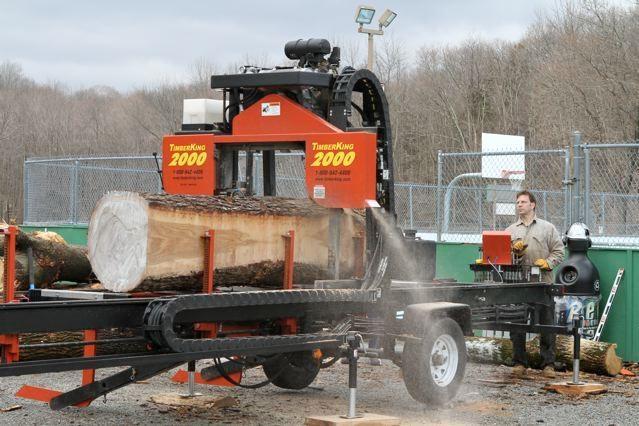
[0,39,582,414]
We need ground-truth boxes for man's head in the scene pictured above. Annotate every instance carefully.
[515,190,536,217]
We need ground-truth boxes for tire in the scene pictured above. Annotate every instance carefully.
[262,351,320,390]
[402,317,467,406]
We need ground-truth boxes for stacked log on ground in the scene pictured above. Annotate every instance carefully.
[88,192,365,293]
[16,329,146,361]
[466,335,622,376]
[0,229,92,291]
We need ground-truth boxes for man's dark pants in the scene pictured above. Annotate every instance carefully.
[511,304,556,367]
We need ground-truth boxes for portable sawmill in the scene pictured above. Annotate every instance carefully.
[0,39,580,412]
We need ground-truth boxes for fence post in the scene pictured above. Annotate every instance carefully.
[563,148,571,232]
[23,160,29,224]
[477,187,482,233]
[599,192,605,235]
[572,131,583,223]
[408,185,414,229]
[436,150,443,242]
[583,145,591,227]
[70,160,79,224]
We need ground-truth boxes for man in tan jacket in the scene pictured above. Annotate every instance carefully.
[506,190,564,378]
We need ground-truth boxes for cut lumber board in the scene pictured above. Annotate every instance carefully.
[88,192,364,292]
[466,335,622,376]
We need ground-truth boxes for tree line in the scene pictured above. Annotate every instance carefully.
[1,0,638,221]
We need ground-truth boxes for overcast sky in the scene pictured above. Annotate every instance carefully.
[0,1,632,92]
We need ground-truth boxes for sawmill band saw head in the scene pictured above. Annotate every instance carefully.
[0,39,575,412]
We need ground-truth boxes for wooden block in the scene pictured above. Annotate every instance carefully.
[305,413,401,426]
[150,393,236,409]
[543,381,607,396]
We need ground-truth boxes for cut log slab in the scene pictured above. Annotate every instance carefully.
[0,230,92,291]
[466,335,623,376]
[88,192,364,293]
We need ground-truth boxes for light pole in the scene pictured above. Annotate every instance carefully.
[355,6,398,71]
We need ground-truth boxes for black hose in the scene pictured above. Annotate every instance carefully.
[213,354,286,389]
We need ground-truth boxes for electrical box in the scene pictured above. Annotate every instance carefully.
[482,231,512,265]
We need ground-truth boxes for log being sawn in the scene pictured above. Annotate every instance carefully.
[88,192,364,293]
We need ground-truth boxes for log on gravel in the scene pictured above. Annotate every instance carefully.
[0,229,92,291]
[88,192,364,293]
[466,335,623,376]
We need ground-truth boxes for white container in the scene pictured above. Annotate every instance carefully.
[182,99,224,127]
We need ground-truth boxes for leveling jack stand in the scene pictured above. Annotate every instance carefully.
[341,332,363,420]
[545,317,607,396]
[179,361,203,398]
[304,332,400,425]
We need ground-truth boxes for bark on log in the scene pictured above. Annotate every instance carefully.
[17,329,146,361]
[0,230,92,291]
[88,192,364,293]
[466,335,623,376]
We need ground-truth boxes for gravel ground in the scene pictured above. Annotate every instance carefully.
[0,361,637,425]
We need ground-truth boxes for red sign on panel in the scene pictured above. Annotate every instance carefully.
[305,133,377,208]
[162,135,215,195]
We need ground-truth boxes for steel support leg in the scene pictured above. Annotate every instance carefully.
[570,317,583,385]
[180,360,202,398]
[341,332,362,419]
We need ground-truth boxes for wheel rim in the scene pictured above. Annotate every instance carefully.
[430,334,458,387]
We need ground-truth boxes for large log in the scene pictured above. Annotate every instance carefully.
[88,192,364,292]
[0,229,92,291]
[16,329,146,361]
[465,335,623,376]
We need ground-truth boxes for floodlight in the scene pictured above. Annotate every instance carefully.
[355,5,376,25]
[378,9,397,27]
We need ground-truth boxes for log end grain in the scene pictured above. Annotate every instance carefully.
[88,191,149,292]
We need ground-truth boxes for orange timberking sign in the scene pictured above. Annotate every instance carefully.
[162,136,215,195]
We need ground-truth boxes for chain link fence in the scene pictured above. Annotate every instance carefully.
[583,142,639,246]
[22,139,639,248]
[435,149,570,243]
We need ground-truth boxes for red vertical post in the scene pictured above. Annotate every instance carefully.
[283,230,294,290]
[81,330,97,386]
[281,230,297,334]
[0,226,19,363]
[202,230,215,294]
[3,225,17,303]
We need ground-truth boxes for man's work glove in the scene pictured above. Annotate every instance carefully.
[534,258,551,270]
[511,239,528,257]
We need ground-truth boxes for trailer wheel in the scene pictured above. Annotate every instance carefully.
[402,317,466,405]
[262,351,320,390]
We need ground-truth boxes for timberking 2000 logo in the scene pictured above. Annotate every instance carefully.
[310,141,356,167]
[167,143,208,167]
